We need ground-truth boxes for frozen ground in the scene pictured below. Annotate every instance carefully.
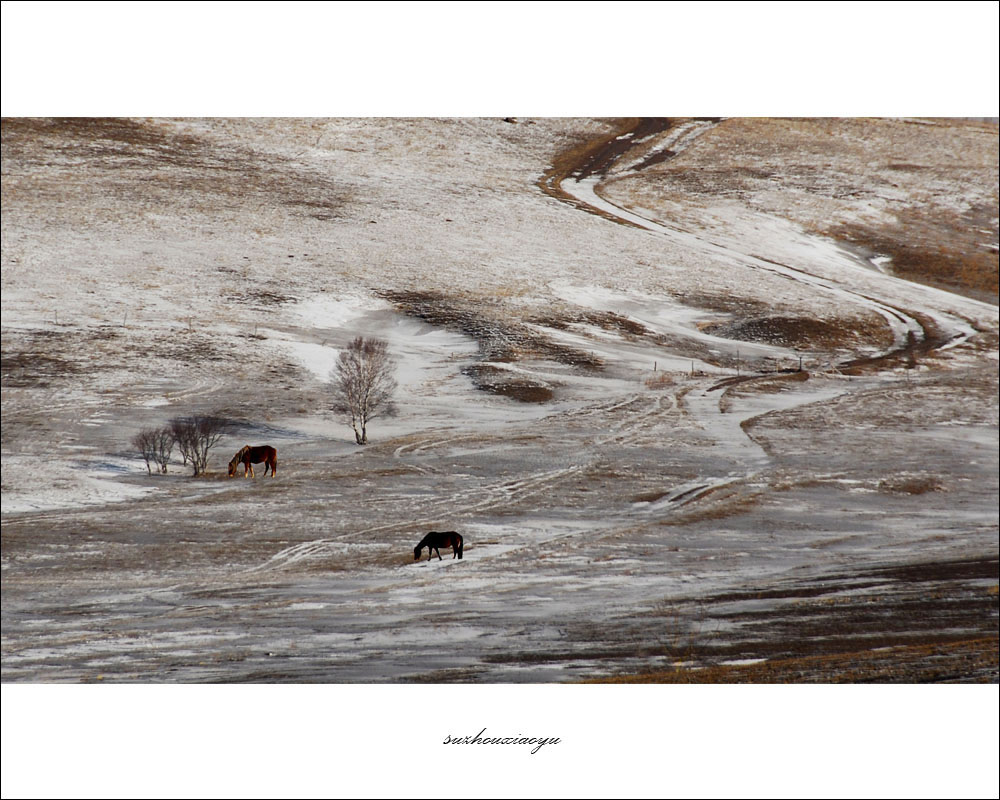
[2,117,997,682]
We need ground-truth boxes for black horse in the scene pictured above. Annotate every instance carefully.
[414,531,464,561]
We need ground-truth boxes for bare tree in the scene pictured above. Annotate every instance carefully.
[330,336,397,445]
[169,414,229,476]
[149,426,174,473]
[132,428,159,475]
[170,417,197,471]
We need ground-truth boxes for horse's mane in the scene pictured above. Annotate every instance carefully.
[229,445,251,465]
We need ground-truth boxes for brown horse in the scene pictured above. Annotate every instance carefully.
[228,445,277,478]
[414,531,463,561]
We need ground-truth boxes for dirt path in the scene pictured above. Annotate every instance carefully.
[542,118,999,683]
[548,118,991,376]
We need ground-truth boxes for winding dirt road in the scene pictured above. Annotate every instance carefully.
[552,118,984,366]
[545,117,999,683]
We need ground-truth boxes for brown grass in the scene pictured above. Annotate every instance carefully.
[704,314,891,352]
[631,490,671,504]
[461,365,554,403]
[878,475,944,495]
[586,638,999,683]
[832,213,998,305]
[644,372,675,390]
[657,484,764,524]
[591,117,997,307]
[1,117,352,222]
[379,289,603,370]
[532,308,652,338]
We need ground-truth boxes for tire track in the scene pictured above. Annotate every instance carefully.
[253,119,977,576]
[565,171,931,359]
[543,117,995,469]
[245,463,588,573]
[554,118,984,365]
[246,383,682,574]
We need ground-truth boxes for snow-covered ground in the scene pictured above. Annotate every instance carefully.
[2,117,997,682]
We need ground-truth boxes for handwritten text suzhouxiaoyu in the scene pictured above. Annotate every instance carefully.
[443,727,561,755]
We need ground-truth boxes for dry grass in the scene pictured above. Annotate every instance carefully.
[657,484,764,524]
[586,638,999,683]
[460,364,554,403]
[832,196,999,304]
[631,490,671,503]
[532,308,652,338]
[878,475,944,495]
[1,117,353,223]
[378,289,615,402]
[644,372,675,389]
[704,314,893,352]
[596,117,998,306]
[380,289,603,369]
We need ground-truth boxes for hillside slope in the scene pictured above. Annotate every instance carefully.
[2,117,997,682]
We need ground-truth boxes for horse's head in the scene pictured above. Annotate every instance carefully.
[228,445,250,477]
[413,545,422,560]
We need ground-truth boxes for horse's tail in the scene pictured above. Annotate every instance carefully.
[270,452,277,477]
[456,533,464,559]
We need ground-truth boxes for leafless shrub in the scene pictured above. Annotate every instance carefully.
[169,414,230,476]
[148,426,174,473]
[330,336,397,445]
[132,427,170,475]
